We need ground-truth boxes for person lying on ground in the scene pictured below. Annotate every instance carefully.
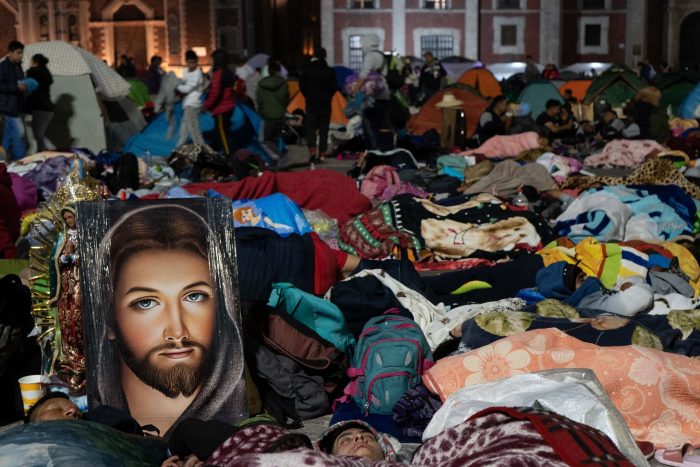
[460,131,549,159]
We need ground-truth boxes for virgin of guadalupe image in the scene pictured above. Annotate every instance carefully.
[49,205,86,392]
[80,200,247,436]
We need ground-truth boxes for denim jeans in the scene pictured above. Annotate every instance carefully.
[2,115,26,160]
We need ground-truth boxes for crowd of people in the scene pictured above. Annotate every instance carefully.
[2,36,700,467]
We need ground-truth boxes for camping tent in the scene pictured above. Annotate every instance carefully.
[517,81,564,119]
[333,65,354,89]
[583,63,645,107]
[128,79,150,107]
[406,84,488,138]
[559,80,592,101]
[457,67,502,98]
[439,57,477,82]
[679,83,700,119]
[561,62,612,78]
[654,73,700,114]
[124,101,266,160]
[287,91,349,126]
[20,41,144,153]
[487,62,544,81]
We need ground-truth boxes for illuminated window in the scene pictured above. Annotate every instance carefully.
[349,35,364,70]
[424,0,448,9]
[421,35,454,59]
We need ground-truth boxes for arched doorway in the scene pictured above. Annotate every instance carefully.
[680,12,700,70]
[113,4,147,73]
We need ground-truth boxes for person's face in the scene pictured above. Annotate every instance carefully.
[332,428,384,461]
[63,211,76,229]
[186,59,197,71]
[111,249,215,398]
[603,111,615,123]
[494,100,507,115]
[547,105,560,116]
[8,48,23,64]
[424,53,434,65]
[30,398,82,422]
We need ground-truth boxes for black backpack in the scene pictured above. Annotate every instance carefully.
[384,53,405,91]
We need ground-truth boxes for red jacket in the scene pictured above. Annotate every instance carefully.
[204,68,236,116]
[0,164,20,259]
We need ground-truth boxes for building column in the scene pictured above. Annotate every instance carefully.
[666,0,682,68]
[539,0,561,65]
[625,0,646,68]
[17,0,32,43]
[146,23,155,60]
[464,0,479,60]
[392,0,405,54]
[321,0,334,63]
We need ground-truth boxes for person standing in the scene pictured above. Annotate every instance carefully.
[300,47,336,163]
[176,50,206,148]
[25,53,54,153]
[0,41,27,160]
[524,55,539,84]
[256,61,290,156]
[146,55,164,95]
[204,49,236,155]
[418,51,446,103]
[351,34,392,151]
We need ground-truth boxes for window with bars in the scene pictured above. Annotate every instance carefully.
[582,0,606,9]
[498,0,520,9]
[349,35,364,70]
[351,0,375,8]
[501,25,517,46]
[420,35,454,59]
[424,0,448,9]
[584,24,601,46]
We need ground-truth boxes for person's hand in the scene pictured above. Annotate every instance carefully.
[65,241,75,255]
[17,82,27,92]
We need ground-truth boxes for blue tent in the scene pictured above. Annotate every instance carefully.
[679,83,700,119]
[517,81,564,119]
[333,65,354,90]
[124,101,268,162]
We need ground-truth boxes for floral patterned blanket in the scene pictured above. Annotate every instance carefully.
[423,328,700,448]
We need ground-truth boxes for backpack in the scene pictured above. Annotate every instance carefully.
[384,54,404,91]
[343,310,434,415]
[268,283,355,355]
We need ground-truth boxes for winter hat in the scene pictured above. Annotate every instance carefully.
[317,420,399,461]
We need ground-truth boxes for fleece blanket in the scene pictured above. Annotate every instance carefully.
[185,169,371,224]
[460,131,541,159]
[423,328,700,448]
[583,139,665,167]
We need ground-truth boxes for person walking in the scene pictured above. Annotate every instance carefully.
[418,51,446,103]
[0,41,27,160]
[25,53,54,152]
[256,61,290,157]
[176,50,206,148]
[300,47,336,163]
[204,49,236,155]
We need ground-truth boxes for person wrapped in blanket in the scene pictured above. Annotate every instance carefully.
[159,408,634,466]
[536,261,654,316]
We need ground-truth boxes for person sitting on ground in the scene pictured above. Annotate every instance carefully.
[563,89,578,104]
[587,108,640,142]
[475,94,511,145]
[556,104,579,144]
[317,420,399,462]
[536,99,572,139]
[624,86,669,143]
[462,131,548,159]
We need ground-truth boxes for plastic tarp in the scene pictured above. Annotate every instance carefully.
[559,79,592,101]
[406,84,489,138]
[422,369,648,466]
[124,102,264,158]
[457,67,502,98]
[287,91,349,126]
[517,81,564,119]
[487,62,544,81]
[679,83,700,119]
[583,63,645,106]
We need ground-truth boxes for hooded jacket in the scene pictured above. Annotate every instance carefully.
[300,58,336,110]
[25,65,54,113]
[535,261,603,307]
[0,164,20,259]
[256,74,289,121]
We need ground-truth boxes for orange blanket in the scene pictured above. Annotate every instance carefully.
[423,328,700,448]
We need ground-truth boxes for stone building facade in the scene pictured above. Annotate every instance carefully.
[0,0,253,70]
[321,0,697,70]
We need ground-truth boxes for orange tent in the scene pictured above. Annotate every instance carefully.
[559,79,592,101]
[287,91,349,126]
[457,68,502,98]
[287,79,300,98]
[407,85,489,138]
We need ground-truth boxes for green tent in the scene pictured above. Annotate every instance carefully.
[654,73,700,115]
[517,81,563,118]
[127,79,150,107]
[583,63,645,107]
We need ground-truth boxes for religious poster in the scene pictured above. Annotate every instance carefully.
[77,199,247,436]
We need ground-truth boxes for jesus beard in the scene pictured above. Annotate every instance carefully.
[113,328,214,399]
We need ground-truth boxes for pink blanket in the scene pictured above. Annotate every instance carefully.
[423,328,700,448]
[461,131,541,159]
[583,139,665,167]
